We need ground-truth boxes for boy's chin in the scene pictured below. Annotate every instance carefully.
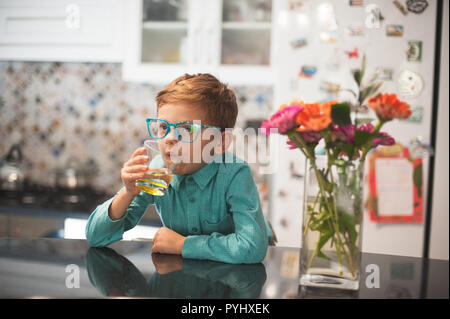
[170,162,206,175]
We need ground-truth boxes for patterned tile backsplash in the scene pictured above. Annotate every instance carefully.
[0,62,273,194]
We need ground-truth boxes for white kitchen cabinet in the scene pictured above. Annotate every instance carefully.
[0,0,124,62]
[122,0,275,85]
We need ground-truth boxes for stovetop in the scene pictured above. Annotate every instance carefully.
[0,182,111,213]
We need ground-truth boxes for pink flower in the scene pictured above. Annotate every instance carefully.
[331,125,355,143]
[300,131,323,144]
[261,103,304,135]
[372,132,395,147]
[286,140,297,150]
[357,123,375,133]
[286,131,322,149]
[358,123,395,147]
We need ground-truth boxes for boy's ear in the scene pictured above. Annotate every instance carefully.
[214,129,233,154]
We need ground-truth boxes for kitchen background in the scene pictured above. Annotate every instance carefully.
[0,61,273,193]
[0,0,448,261]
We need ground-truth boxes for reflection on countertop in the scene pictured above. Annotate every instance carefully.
[87,247,267,298]
[0,238,448,299]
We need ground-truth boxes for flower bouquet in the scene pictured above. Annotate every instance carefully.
[261,56,412,290]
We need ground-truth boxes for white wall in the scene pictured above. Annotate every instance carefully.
[429,0,449,261]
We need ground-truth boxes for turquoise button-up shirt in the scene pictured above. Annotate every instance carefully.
[85,152,273,264]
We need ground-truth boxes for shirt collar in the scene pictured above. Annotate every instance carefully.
[169,174,185,191]
[191,160,219,190]
[170,153,223,191]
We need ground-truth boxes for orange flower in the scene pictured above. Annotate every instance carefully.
[368,93,411,121]
[295,100,337,132]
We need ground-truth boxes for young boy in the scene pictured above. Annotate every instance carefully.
[85,73,274,264]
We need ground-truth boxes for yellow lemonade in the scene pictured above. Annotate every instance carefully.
[136,171,173,196]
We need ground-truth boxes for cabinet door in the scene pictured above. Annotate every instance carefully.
[215,0,274,85]
[220,0,272,65]
[0,0,123,62]
[123,0,200,83]
[123,0,275,85]
[140,0,190,64]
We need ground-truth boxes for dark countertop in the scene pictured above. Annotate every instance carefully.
[0,238,447,299]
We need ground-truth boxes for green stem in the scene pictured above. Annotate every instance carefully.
[323,131,346,269]
[303,190,321,236]
[306,240,320,270]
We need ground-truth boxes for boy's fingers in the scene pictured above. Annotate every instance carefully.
[124,165,149,173]
[125,155,149,167]
[131,147,146,158]
[123,172,146,181]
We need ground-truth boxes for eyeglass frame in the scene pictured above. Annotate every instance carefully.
[146,118,225,143]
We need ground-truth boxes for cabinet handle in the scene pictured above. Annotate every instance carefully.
[65,4,80,30]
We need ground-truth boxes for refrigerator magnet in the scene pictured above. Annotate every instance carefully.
[409,137,434,160]
[345,47,359,59]
[347,25,364,37]
[397,69,424,99]
[367,145,424,224]
[366,4,385,29]
[386,25,404,37]
[375,67,394,81]
[349,0,364,7]
[290,78,299,90]
[288,0,306,12]
[403,106,424,123]
[393,0,409,15]
[320,32,337,43]
[298,65,317,78]
[319,81,341,95]
[407,0,429,14]
[290,38,307,49]
[407,40,423,62]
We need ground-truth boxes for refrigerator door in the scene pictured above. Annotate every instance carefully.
[271,0,438,257]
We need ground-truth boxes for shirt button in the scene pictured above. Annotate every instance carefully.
[192,227,198,233]
[189,197,195,203]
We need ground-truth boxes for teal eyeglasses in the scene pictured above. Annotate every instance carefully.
[146,118,224,143]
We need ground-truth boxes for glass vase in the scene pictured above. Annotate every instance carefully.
[300,155,364,291]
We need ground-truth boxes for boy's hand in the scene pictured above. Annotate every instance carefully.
[152,227,186,255]
[151,253,183,275]
[121,147,149,197]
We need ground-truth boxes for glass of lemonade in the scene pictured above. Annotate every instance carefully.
[135,140,176,196]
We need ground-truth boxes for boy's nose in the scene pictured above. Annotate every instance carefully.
[164,128,179,142]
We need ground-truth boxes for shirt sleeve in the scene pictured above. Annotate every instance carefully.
[85,188,155,247]
[181,164,269,264]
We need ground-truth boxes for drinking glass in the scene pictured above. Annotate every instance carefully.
[135,140,176,196]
